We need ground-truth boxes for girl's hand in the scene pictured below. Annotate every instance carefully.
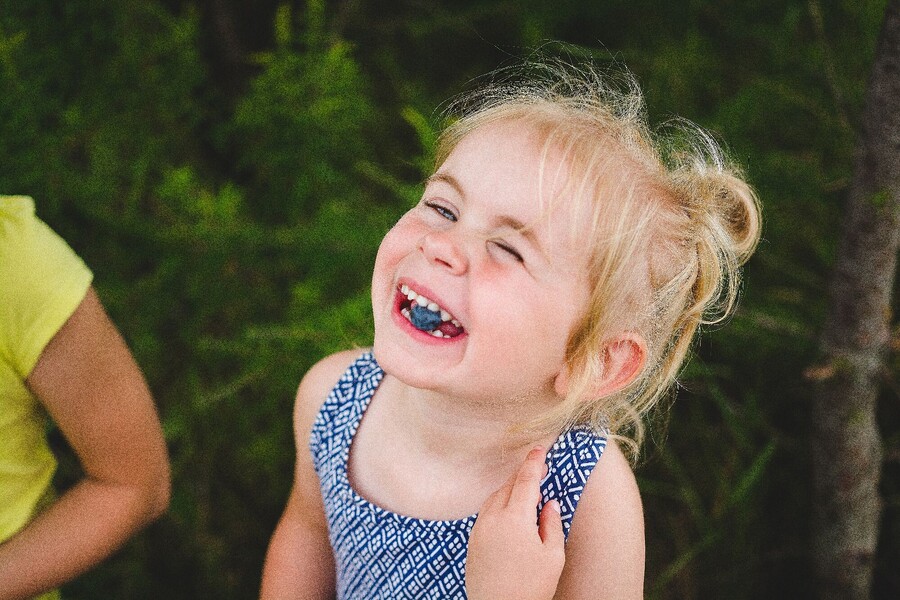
[465,447,565,600]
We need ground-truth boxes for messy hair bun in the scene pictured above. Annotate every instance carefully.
[639,129,762,453]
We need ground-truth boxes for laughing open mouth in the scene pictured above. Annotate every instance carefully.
[399,284,465,339]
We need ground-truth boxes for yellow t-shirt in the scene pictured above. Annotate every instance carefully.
[0,196,93,600]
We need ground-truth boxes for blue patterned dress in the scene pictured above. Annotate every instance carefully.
[310,352,608,600]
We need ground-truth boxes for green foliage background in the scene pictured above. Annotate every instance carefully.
[1,0,898,597]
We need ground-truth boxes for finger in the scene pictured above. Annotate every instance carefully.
[538,499,564,548]
[508,446,548,508]
[480,452,528,513]
[479,476,514,513]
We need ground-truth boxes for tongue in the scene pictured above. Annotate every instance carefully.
[437,321,464,337]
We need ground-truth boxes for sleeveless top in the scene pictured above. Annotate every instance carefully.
[310,352,608,600]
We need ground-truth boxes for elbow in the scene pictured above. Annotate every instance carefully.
[133,425,172,524]
[131,450,171,525]
[132,474,170,527]
[144,455,172,522]
[147,464,171,521]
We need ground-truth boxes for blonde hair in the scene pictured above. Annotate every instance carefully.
[435,57,761,459]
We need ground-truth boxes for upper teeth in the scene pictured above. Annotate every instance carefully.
[400,284,460,326]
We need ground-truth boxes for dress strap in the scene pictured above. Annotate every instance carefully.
[538,427,608,541]
[309,352,382,475]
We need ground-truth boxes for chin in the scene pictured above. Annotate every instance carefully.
[371,337,450,391]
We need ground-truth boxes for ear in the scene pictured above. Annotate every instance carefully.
[554,333,647,398]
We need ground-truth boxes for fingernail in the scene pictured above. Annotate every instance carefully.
[529,446,545,458]
[549,499,561,514]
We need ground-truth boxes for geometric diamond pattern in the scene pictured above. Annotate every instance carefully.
[310,352,608,599]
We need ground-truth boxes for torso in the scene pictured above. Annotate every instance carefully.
[347,373,523,520]
[310,352,609,600]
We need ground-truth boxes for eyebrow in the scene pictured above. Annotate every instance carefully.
[426,173,464,197]
[425,172,543,252]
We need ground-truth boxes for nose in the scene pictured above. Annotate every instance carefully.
[420,230,468,275]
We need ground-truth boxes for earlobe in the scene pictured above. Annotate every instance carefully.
[554,334,647,399]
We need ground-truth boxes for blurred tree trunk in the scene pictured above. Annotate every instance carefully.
[811,0,900,598]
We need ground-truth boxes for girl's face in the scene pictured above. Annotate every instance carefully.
[372,120,593,405]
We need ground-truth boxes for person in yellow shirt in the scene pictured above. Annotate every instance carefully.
[0,196,170,600]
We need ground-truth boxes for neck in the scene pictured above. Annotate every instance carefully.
[386,377,562,467]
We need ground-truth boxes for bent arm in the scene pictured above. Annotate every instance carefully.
[0,288,171,600]
[466,437,644,600]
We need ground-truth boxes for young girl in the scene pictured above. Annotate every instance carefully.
[260,58,761,600]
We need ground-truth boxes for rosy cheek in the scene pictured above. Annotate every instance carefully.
[377,223,414,259]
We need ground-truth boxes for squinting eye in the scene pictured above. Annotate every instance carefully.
[492,241,524,263]
[424,201,457,222]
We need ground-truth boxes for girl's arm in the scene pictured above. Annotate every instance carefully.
[260,350,358,600]
[0,287,171,600]
[466,440,644,600]
[554,440,644,599]
[260,475,334,600]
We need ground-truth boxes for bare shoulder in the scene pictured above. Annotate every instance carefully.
[289,348,365,501]
[294,348,367,433]
[555,438,645,599]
